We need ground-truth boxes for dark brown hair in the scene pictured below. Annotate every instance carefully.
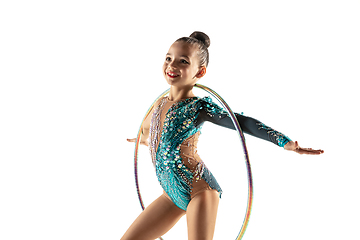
[175,31,210,67]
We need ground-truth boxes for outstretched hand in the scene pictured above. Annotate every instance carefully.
[284,141,324,155]
[127,138,149,147]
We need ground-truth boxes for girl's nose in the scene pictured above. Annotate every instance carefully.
[168,60,177,68]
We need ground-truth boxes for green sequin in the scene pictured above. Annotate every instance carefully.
[256,122,292,147]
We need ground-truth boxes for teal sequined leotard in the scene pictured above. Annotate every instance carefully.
[149,96,291,211]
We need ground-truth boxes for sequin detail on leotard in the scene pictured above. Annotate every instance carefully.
[149,98,168,167]
[256,122,291,147]
[149,97,224,211]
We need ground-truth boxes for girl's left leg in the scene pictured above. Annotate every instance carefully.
[186,189,220,240]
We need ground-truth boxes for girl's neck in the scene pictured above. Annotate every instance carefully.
[167,86,196,102]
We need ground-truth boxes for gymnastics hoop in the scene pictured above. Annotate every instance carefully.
[134,83,253,240]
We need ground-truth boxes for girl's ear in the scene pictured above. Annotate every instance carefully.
[196,66,206,78]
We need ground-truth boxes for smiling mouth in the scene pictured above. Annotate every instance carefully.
[167,71,179,78]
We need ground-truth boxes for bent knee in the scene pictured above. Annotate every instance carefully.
[191,189,219,203]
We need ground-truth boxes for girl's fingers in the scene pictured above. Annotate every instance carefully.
[296,148,324,155]
[292,141,324,155]
[127,138,149,146]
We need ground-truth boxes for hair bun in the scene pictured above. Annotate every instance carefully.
[189,31,210,48]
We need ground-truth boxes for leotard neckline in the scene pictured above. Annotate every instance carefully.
[166,96,198,103]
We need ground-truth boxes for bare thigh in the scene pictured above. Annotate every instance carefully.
[186,189,220,240]
[120,193,186,240]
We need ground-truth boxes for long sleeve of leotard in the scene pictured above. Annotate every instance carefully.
[195,97,292,148]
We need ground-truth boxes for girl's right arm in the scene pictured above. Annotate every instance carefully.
[127,98,162,146]
[127,110,152,147]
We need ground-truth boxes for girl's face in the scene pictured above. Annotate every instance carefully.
[162,41,205,88]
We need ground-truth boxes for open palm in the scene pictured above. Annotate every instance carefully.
[284,141,324,155]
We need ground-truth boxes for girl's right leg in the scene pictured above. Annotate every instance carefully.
[120,193,186,240]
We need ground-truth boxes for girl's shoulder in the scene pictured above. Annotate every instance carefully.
[195,96,219,107]
[195,96,228,115]
[152,96,167,109]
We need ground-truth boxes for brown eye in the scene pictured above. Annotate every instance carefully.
[165,57,171,61]
[181,59,189,64]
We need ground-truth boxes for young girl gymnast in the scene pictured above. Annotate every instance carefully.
[122,31,324,240]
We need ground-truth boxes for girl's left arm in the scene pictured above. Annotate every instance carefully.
[195,98,324,155]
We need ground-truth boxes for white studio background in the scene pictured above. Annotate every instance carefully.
[0,1,359,240]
